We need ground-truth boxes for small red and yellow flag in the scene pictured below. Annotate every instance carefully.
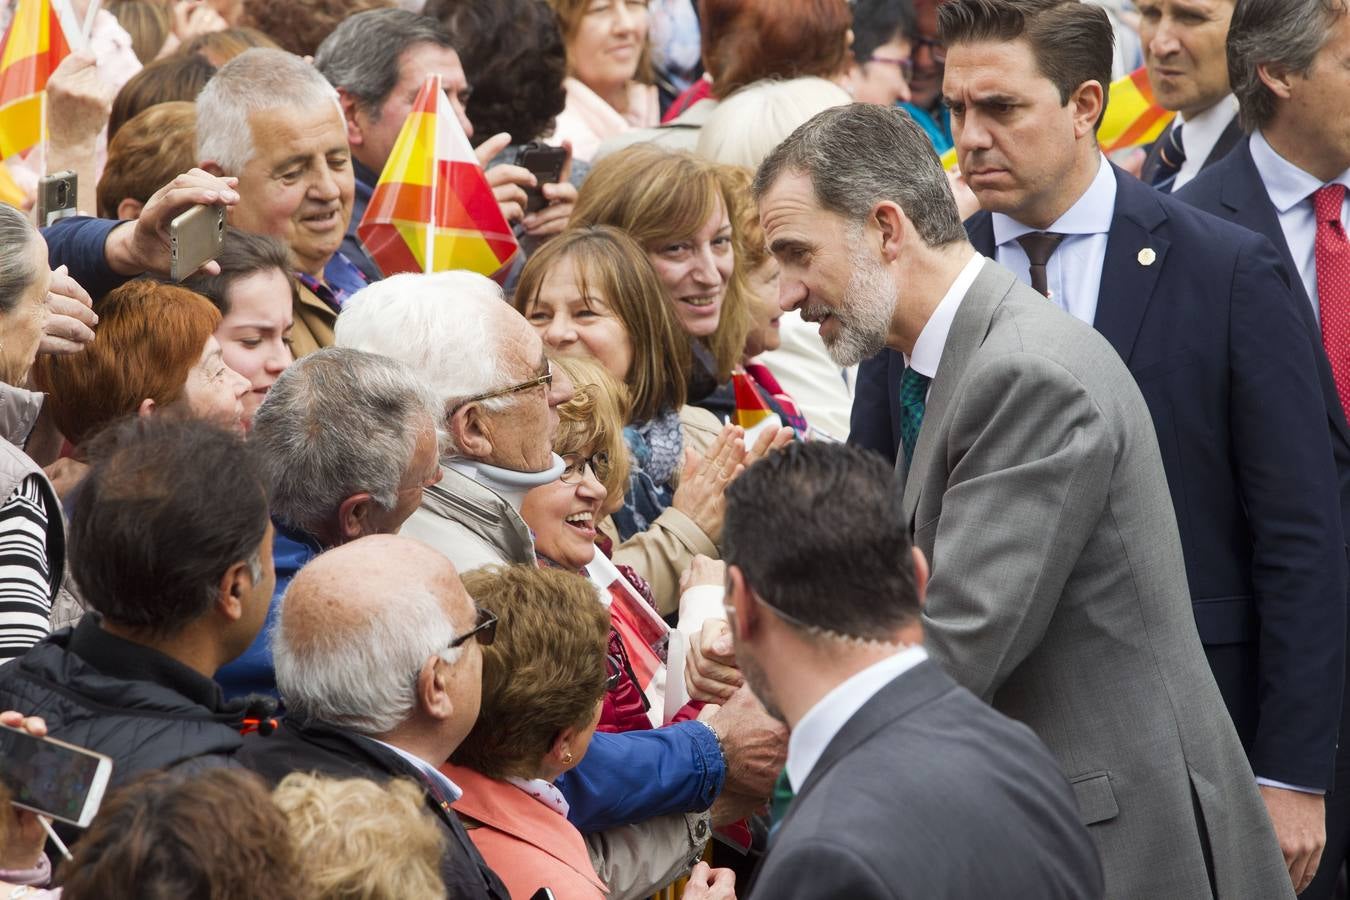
[0,0,71,161]
[940,65,1175,170]
[732,371,775,429]
[357,74,518,278]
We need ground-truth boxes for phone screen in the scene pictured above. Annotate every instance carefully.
[0,726,104,824]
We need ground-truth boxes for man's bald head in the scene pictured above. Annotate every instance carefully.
[274,535,479,736]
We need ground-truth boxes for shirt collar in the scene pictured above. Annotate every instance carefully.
[785,645,929,792]
[1175,94,1239,150]
[372,738,464,802]
[992,153,1116,246]
[905,253,986,377]
[505,776,571,817]
[1250,129,1350,214]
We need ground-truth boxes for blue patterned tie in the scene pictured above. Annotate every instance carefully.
[899,367,932,466]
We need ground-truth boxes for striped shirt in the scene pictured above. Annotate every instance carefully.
[0,475,52,661]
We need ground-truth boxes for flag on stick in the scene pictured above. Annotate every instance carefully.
[0,0,71,161]
[939,65,1174,170]
[357,74,518,278]
[732,370,784,444]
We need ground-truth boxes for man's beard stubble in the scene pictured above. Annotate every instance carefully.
[813,238,898,367]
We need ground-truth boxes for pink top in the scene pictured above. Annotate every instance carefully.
[550,77,659,163]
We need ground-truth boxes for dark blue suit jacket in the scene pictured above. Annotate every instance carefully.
[852,166,1348,789]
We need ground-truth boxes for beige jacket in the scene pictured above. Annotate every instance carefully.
[289,281,338,359]
[401,464,534,574]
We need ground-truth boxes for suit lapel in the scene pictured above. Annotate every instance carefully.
[1094,168,1171,364]
[1204,115,1245,169]
[966,210,996,258]
[899,259,1012,525]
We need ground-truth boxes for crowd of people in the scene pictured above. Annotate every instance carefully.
[0,0,1346,897]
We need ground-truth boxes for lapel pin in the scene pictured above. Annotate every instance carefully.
[1137,248,1157,267]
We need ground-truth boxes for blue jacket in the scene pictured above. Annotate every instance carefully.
[42,216,127,300]
[213,522,726,832]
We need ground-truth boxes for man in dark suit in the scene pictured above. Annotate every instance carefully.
[720,442,1103,899]
[1175,2,1350,895]
[852,1,1346,892]
[1136,0,1243,190]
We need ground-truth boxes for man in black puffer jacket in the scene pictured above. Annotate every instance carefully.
[0,418,278,846]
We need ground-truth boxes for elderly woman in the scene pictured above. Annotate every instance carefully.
[442,564,620,900]
[513,227,751,611]
[0,208,66,661]
[33,279,250,452]
[547,0,660,162]
[185,229,296,430]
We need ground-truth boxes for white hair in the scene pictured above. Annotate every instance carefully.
[696,77,854,170]
[273,585,460,736]
[335,271,525,427]
[196,48,344,174]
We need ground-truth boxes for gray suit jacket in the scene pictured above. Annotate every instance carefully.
[748,660,1104,899]
[900,258,1291,898]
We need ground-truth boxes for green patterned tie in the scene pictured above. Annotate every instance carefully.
[769,770,794,828]
[899,367,932,467]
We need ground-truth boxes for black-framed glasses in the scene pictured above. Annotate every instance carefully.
[447,607,498,650]
[868,55,915,81]
[912,35,946,67]
[561,451,611,485]
[450,361,553,413]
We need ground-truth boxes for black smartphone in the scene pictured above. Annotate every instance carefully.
[516,142,569,214]
[0,725,113,828]
[35,171,78,226]
[528,889,557,900]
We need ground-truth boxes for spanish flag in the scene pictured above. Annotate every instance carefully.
[940,65,1175,170]
[357,74,518,278]
[0,0,70,161]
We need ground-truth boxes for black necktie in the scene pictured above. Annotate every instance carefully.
[1016,231,1067,298]
[1151,123,1186,192]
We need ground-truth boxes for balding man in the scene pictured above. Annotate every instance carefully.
[197,48,366,357]
[237,535,507,899]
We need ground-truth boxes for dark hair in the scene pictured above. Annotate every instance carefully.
[109,52,217,140]
[183,228,298,316]
[753,103,966,248]
[182,26,280,66]
[699,0,854,99]
[243,0,395,59]
[723,442,918,640]
[60,769,301,900]
[425,0,568,146]
[1228,0,1347,131]
[938,0,1113,128]
[314,8,455,118]
[852,0,919,63]
[69,417,269,637]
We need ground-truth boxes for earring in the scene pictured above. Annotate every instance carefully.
[562,750,574,764]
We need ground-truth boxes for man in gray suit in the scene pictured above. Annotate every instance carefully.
[723,441,1103,899]
[753,102,1291,898]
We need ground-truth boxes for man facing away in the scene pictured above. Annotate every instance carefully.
[723,441,1102,899]
[755,101,1291,897]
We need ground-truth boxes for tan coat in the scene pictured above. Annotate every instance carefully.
[289,282,338,358]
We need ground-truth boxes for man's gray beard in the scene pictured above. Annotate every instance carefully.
[816,240,897,367]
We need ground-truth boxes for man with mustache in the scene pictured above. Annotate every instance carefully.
[758,100,1292,897]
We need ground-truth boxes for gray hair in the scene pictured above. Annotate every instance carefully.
[1228,0,1347,132]
[0,203,38,315]
[196,48,343,174]
[752,103,966,248]
[314,8,455,119]
[697,77,852,170]
[334,272,520,450]
[274,585,460,735]
[250,347,441,536]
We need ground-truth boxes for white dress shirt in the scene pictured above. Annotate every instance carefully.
[374,738,464,802]
[993,154,1116,327]
[1249,129,1350,320]
[785,645,929,791]
[903,252,987,379]
[1170,95,1240,192]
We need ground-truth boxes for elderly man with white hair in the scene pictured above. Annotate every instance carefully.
[197,47,368,357]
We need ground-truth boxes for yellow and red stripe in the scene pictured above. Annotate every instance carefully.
[0,0,70,160]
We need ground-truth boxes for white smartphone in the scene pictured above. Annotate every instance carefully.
[0,725,113,828]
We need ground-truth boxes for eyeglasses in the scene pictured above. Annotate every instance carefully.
[912,35,946,67]
[450,361,553,412]
[560,451,611,485]
[447,607,498,650]
[868,55,915,81]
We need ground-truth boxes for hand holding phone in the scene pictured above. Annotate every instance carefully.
[0,718,113,829]
[169,203,226,282]
[516,143,570,214]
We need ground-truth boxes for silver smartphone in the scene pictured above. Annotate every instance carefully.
[35,171,78,227]
[0,725,113,828]
[169,204,226,282]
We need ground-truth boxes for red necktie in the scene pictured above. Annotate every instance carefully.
[1316,184,1350,422]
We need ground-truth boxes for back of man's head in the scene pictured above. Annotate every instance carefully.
[196,48,340,174]
[70,417,268,637]
[314,8,454,115]
[251,347,440,539]
[938,0,1114,126]
[753,102,966,248]
[723,443,919,642]
[1228,0,1347,132]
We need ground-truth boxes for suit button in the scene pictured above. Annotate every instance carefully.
[695,819,708,839]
